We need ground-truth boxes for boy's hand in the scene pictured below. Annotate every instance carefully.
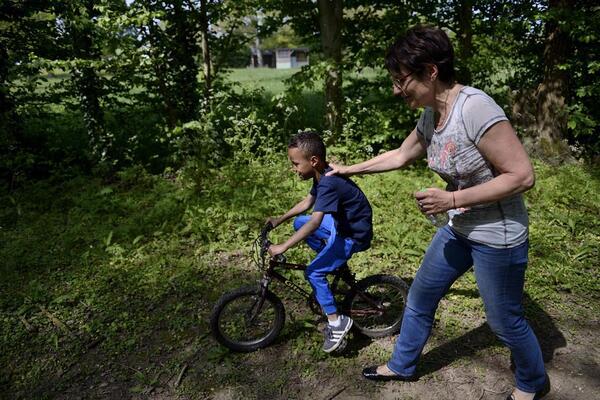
[268,243,287,257]
[265,217,280,228]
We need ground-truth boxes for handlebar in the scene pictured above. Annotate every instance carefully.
[256,222,286,265]
[261,221,274,238]
[259,222,273,258]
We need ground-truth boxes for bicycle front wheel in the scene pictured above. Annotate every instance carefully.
[343,274,408,338]
[210,285,285,352]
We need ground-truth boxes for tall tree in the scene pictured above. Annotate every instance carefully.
[317,0,343,141]
[59,0,109,162]
[455,0,473,84]
[0,0,58,181]
[199,0,212,100]
[0,26,17,145]
[535,0,573,161]
[343,2,411,69]
[131,0,201,127]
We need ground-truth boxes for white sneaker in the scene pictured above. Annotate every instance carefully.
[322,315,353,353]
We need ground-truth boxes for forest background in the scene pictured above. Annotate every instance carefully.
[1,1,599,399]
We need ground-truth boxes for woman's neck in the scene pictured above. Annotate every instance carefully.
[433,82,455,113]
[433,82,459,129]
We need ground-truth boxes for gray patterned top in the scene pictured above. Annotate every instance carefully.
[416,86,528,248]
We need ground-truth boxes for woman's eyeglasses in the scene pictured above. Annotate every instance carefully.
[391,71,414,90]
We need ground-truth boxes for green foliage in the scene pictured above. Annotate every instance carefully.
[1,159,597,396]
[127,0,201,127]
[525,161,600,296]
[2,0,270,180]
[337,72,420,160]
[562,6,600,157]
[260,24,306,49]
[3,0,600,185]
[167,86,294,180]
[1,2,600,396]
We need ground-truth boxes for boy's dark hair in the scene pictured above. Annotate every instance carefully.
[385,25,455,84]
[288,131,326,161]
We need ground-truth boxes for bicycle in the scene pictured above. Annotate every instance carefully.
[209,223,409,352]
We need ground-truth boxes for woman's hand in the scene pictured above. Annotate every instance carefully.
[414,188,454,215]
[326,163,352,177]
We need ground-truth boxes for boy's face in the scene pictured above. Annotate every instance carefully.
[288,147,317,180]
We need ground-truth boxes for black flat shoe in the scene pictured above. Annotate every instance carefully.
[506,375,551,400]
[535,375,551,399]
[362,366,417,382]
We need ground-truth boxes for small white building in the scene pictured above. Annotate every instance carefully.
[275,48,310,69]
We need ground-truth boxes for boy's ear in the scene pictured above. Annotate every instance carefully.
[310,155,319,167]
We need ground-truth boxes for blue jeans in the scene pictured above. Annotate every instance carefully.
[387,226,546,393]
[294,214,359,315]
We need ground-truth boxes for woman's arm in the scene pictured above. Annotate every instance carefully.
[329,129,426,176]
[417,121,535,214]
[456,121,535,206]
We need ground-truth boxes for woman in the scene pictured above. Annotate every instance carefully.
[328,26,549,400]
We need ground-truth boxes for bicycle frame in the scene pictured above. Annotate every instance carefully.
[253,224,385,318]
[261,259,313,299]
[211,225,408,352]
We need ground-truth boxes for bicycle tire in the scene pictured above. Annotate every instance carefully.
[343,274,408,338]
[210,285,285,352]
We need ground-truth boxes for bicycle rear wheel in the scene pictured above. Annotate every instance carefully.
[343,274,408,338]
[210,285,285,352]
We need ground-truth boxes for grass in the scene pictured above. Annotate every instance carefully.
[0,157,598,398]
[5,59,598,398]
[36,66,384,94]
[224,66,385,94]
[32,68,301,97]
[225,68,302,94]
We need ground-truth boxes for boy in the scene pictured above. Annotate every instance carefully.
[267,131,373,353]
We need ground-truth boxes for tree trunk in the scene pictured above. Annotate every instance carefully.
[170,1,200,121]
[0,41,17,135]
[70,0,108,162]
[0,39,22,182]
[317,0,343,143]
[199,0,211,101]
[147,21,179,129]
[255,37,263,67]
[534,0,572,162]
[73,67,106,159]
[455,0,473,84]
[0,42,11,118]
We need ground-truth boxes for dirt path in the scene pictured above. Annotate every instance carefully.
[203,325,599,400]
[188,290,599,400]
[21,291,599,400]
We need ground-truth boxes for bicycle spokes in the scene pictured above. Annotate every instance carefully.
[350,283,405,329]
[219,295,277,342]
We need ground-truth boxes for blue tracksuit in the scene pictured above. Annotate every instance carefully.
[295,166,372,315]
